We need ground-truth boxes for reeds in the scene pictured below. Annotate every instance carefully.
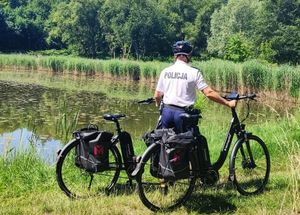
[0,54,299,97]
[196,59,300,97]
[55,97,79,143]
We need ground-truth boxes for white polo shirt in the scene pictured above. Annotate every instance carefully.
[156,60,208,107]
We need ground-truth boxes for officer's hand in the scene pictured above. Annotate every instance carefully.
[227,100,237,108]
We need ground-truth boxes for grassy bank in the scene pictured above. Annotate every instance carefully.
[0,54,299,97]
[0,107,299,214]
[0,54,168,81]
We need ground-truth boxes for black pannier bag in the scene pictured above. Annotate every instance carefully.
[158,130,195,180]
[143,129,174,177]
[74,127,113,173]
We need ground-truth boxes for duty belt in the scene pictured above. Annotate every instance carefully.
[164,104,189,111]
[164,104,201,115]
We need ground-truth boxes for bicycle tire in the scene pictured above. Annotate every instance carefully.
[230,135,270,195]
[136,144,196,212]
[56,139,121,198]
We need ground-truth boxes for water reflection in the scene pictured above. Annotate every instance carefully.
[0,79,159,164]
[0,74,298,164]
[0,128,62,164]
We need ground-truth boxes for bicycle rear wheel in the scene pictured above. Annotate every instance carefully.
[230,135,270,195]
[56,139,121,198]
[136,144,196,212]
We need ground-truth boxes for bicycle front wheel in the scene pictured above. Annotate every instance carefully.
[136,144,196,212]
[56,139,121,198]
[230,135,270,195]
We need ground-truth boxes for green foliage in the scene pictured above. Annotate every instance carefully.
[1,0,53,50]
[0,0,299,63]
[99,0,171,59]
[46,0,103,58]
[271,24,300,64]
[209,0,299,64]
[208,0,261,57]
[224,34,254,62]
[259,41,276,62]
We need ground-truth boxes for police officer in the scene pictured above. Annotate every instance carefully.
[154,40,236,133]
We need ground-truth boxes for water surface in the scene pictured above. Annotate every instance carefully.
[0,71,296,164]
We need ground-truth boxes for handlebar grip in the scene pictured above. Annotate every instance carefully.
[238,94,257,100]
[248,94,257,100]
[224,93,257,100]
[137,98,154,104]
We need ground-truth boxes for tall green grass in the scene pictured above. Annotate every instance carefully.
[195,59,300,97]
[0,108,299,214]
[0,149,54,198]
[0,54,299,97]
[55,97,80,143]
[0,54,168,80]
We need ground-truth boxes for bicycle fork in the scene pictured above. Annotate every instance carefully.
[240,138,257,169]
[229,132,256,182]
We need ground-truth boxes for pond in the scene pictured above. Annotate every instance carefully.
[0,71,296,164]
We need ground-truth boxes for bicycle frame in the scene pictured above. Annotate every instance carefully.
[211,107,245,170]
[134,94,271,212]
[109,116,137,177]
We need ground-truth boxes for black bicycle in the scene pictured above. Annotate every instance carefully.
[56,113,140,198]
[132,93,271,211]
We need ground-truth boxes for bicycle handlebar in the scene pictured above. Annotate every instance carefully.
[138,93,257,106]
[137,98,155,104]
[223,93,256,101]
[223,93,257,123]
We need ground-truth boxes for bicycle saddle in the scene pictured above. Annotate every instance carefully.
[103,113,126,121]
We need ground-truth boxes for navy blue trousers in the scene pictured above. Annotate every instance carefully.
[161,106,185,133]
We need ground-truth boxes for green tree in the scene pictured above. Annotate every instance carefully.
[100,0,169,59]
[191,0,225,57]
[272,23,300,64]
[208,0,261,58]
[47,0,103,57]
[252,0,300,64]
[259,41,276,62]
[224,34,254,62]
[268,0,300,64]
[1,0,53,51]
[0,8,9,51]
[159,0,203,44]
[99,0,133,58]
[209,0,300,63]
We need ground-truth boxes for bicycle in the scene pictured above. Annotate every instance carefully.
[56,113,140,198]
[132,93,271,211]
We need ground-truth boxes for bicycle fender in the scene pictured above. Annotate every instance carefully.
[56,139,77,160]
[131,143,160,177]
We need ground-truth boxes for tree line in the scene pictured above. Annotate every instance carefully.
[0,0,299,64]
